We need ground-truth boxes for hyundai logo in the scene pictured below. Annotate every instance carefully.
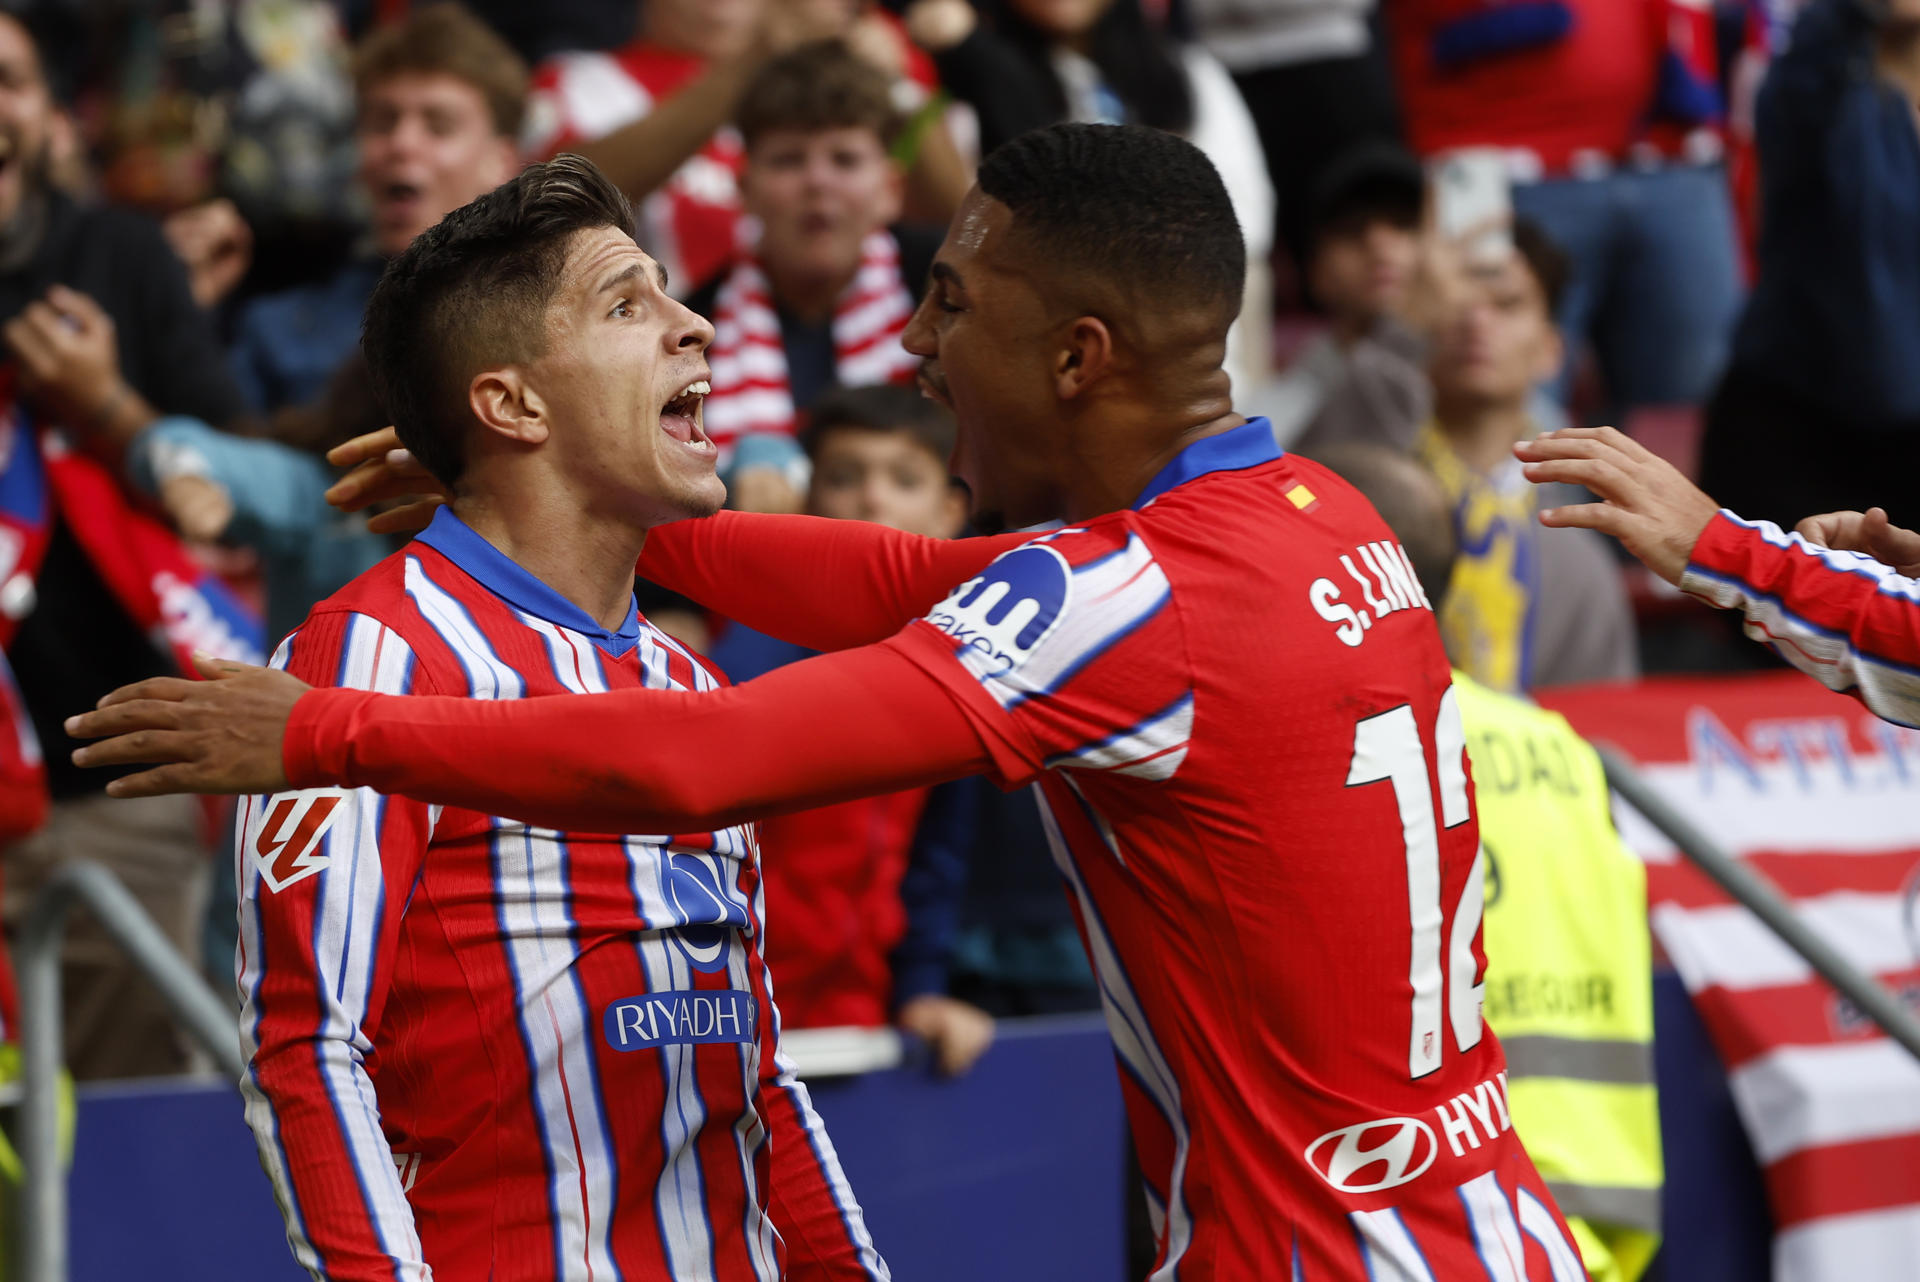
[1305,1116,1439,1193]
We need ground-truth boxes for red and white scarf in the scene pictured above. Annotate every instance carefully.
[703,230,921,459]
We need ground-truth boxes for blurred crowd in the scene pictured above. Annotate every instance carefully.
[0,0,1910,1117]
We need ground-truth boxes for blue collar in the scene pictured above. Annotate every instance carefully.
[416,506,641,657]
[1132,417,1281,509]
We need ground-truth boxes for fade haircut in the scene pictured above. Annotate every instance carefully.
[977,123,1244,326]
[735,39,904,152]
[353,2,529,140]
[800,384,956,466]
[361,154,634,487]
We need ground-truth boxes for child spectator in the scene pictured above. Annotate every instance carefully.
[1408,221,1637,691]
[706,385,971,1035]
[686,42,938,475]
[523,0,963,294]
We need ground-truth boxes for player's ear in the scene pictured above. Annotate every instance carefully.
[1055,316,1114,401]
[469,367,551,448]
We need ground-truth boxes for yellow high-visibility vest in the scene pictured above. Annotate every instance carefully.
[1456,674,1663,1282]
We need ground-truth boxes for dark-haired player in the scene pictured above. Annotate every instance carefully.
[106,155,889,1282]
[74,127,1582,1279]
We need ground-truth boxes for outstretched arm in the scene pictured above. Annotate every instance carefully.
[1517,426,1920,727]
[67,641,1016,835]
[639,512,1029,651]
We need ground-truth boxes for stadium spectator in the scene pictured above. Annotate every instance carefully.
[1386,0,1745,417]
[227,4,524,415]
[523,0,967,292]
[0,6,262,1079]
[1183,0,1402,273]
[686,41,934,482]
[1268,142,1427,447]
[1402,220,1636,691]
[1698,0,1920,532]
[710,385,978,1041]
[899,0,1277,397]
[1316,441,1666,1282]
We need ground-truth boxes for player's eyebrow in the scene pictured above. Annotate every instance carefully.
[597,260,668,300]
[929,261,965,295]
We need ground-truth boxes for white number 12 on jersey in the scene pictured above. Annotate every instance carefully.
[1346,687,1486,1080]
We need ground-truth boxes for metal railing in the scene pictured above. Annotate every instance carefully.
[1600,748,1920,1064]
[12,859,241,1282]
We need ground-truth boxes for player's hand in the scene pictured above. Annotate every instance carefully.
[326,425,448,534]
[160,473,235,544]
[1795,507,1920,576]
[5,285,127,429]
[896,994,995,1076]
[1514,425,1719,585]
[64,652,309,797]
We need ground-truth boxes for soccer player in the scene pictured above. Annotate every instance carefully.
[73,127,1581,1279]
[109,156,889,1282]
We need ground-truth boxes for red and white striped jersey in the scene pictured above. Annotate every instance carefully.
[1682,510,1920,729]
[237,507,886,1282]
[887,420,1586,1279]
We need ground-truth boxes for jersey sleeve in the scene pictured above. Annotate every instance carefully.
[638,511,1031,652]
[1680,510,1920,728]
[881,523,1195,788]
[238,609,435,1282]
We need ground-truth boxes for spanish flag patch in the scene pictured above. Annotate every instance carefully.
[1286,484,1318,511]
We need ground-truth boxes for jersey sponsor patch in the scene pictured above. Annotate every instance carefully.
[603,989,758,1051]
[252,788,349,894]
[925,543,1073,678]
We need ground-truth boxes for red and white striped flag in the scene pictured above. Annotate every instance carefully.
[1544,672,1920,1282]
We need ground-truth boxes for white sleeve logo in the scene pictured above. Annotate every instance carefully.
[251,788,350,894]
[925,543,1073,678]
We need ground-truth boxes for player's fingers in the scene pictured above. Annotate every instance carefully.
[325,425,405,470]
[64,699,188,743]
[366,497,444,536]
[1793,511,1858,546]
[1519,457,1639,502]
[47,284,107,330]
[192,650,268,681]
[3,315,54,371]
[1538,501,1631,540]
[103,763,214,799]
[88,676,199,712]
[70,728,193,769]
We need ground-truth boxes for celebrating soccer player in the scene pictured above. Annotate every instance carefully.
[73,127,1583,1279]
[81,157,889,1282]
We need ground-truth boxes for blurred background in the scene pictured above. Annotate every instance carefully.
[0,0,1917,1279]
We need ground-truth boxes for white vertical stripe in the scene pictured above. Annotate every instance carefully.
[1516,1189,1584,1282]
[1460,1172,1528,1282]
[237,618,429,1279]
[404,557,524,699]
[1034,792,1193,1280]
[1351,1207,1438,1282]
[635,932,719,1282]
[725,935,782,1282]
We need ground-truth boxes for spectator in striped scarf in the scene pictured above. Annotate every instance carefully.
[684,41,946,515]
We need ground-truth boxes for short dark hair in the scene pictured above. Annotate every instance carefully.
[1512,218,1571,319]
[977,123,1245,324]
[361,154,634,487]
[736,40,903,152]
[354,2,528,139]
[800,384,955,466]
[1301,442,1458,609]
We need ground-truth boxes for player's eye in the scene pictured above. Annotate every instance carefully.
[610,300,634,319]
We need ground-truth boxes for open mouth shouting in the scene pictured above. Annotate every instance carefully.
[660,376,715,455]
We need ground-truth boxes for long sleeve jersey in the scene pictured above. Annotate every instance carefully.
[1681,510,1920,728]
[239,505,886,1282]
[284,421,1588,1280]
